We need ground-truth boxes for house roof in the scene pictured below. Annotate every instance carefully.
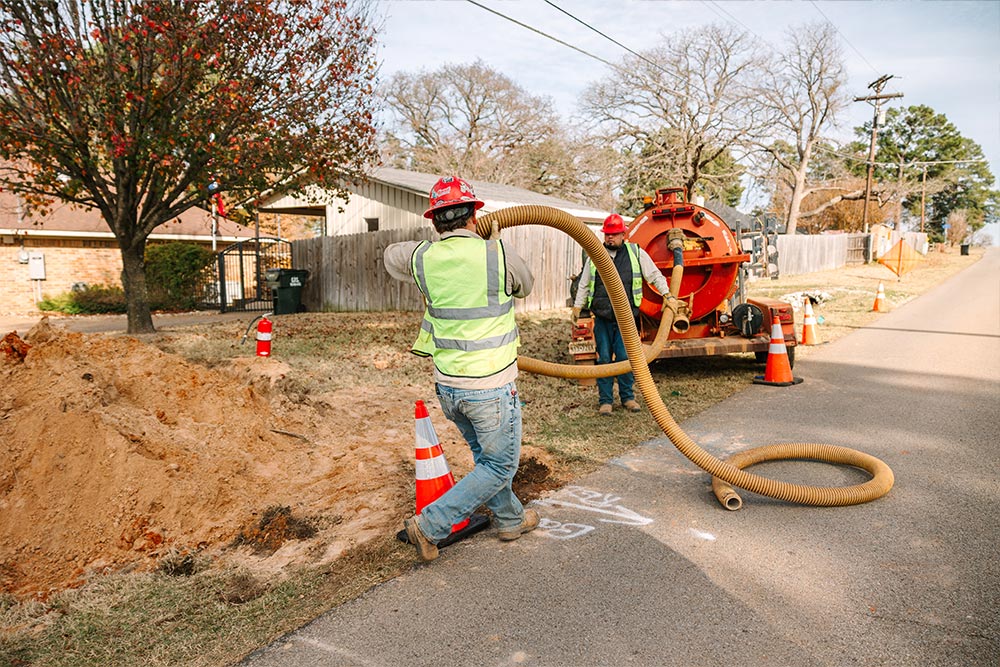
[259,166,611,223]
[371,167,610,221]
[0,190,255,241]
[704,199,756,232]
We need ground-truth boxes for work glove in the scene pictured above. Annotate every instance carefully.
[489,218,501,240]
[571,307,581,320]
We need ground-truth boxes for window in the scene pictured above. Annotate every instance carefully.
[365,217,379,232]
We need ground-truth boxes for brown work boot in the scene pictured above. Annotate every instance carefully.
[623,399,641,413]
[497,509,540,541]
[598,404,613,416]
[403,516,439,562]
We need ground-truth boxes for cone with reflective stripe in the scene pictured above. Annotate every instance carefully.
[413,400,469,532]
[800,298,820,346]
[396,401,489,548]
[872,282,887,312]
[753,315,803,386]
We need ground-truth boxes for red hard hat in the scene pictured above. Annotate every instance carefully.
[601,213,626,234]
[423,176,485,219]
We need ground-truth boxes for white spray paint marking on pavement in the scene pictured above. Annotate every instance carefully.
[537,517,596,539]
[688,528,717,541]
[534,486,653,526]
[295,636,380,666]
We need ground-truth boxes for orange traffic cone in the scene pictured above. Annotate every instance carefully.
[872,282,887,312]
[413,400,469,533]
[753,315,803,386]
[800,298,820,346]
[397,401,489,548]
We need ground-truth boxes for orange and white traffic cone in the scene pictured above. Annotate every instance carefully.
[800,298,820,346]
[397,401,489,548]
[872,282,887,312]
[753,315,803,386]
[413,399,468,533]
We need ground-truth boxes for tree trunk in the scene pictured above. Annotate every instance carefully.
[785,169,807,235]
[120,241,155,334]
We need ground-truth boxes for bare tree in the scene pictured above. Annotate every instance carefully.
[754,23,848,234]
[579,23,765,202]
[381,60,566,188]
[945,209,969,246]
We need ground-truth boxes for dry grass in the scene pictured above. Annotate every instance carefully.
[0,246,982,667]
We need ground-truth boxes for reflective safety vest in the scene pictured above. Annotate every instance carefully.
[585,242,643,309]
[410,236,519,378]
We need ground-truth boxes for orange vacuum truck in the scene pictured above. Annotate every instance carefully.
[571,188,796,368]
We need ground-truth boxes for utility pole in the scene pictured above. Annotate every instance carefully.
[920,165,927,233]
[855,75,904,233]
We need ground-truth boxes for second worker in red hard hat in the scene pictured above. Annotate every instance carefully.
[383,175,538,562]
[572,213,670,415]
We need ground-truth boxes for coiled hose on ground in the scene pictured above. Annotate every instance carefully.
[477,205,894,510]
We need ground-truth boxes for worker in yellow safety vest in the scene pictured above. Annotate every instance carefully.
[573,213,670,416]
[383,175,537,562]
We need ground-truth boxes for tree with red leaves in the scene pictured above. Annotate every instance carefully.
[0,0,379,332]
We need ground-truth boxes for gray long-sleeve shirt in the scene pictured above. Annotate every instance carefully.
[573,244,670,311]
[383,228,534,389]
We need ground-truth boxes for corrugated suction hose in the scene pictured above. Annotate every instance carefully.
[478,205,894,510]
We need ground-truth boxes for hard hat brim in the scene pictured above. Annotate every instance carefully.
[423,199,485,219]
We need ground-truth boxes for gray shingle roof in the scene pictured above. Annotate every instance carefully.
[370,167,609,220]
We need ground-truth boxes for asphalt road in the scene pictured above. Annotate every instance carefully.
[248,250,990,665]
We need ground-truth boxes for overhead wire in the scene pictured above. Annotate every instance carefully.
[463,0,691,100]
[808,0,882,78]
[700,0,777,51]
[540,0,687,89]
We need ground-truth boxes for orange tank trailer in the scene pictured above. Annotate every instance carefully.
[574,188,797,367]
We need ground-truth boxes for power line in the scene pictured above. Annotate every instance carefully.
[700,0,775,51]
[464,0,690,99]
[463,0,619,72]
[816,144,986,169]
[541,0,687,89]
[808,0,881,77]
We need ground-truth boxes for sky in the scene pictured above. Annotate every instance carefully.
[375,0,1000,239]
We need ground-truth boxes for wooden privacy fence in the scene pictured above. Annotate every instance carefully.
[776,234,861,276]
[293,228,927,311]
[291,226,584,313]
[776,232,928,277]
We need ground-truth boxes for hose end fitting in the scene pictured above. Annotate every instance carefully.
[666,228,685,251]
[662,295,690,334]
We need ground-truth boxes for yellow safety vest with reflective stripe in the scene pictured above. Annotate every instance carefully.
[410,236,519,378]
[585,242,643,309]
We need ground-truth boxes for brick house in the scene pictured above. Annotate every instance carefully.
[0,191,254,314]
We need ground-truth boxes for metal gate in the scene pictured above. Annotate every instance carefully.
[200,237,292,313]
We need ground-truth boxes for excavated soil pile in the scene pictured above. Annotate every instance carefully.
[0,320,431,598]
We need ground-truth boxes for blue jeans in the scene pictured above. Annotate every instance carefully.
[594,315,634,406]
[416,382,525,543]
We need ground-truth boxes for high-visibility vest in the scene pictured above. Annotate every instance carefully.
[585,242,643,309]
[410,236,519,378]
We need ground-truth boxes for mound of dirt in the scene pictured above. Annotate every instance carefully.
[0,318,561,599]
[0,319,418,598]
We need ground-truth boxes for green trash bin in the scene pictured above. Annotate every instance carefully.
[264,268,310,314]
